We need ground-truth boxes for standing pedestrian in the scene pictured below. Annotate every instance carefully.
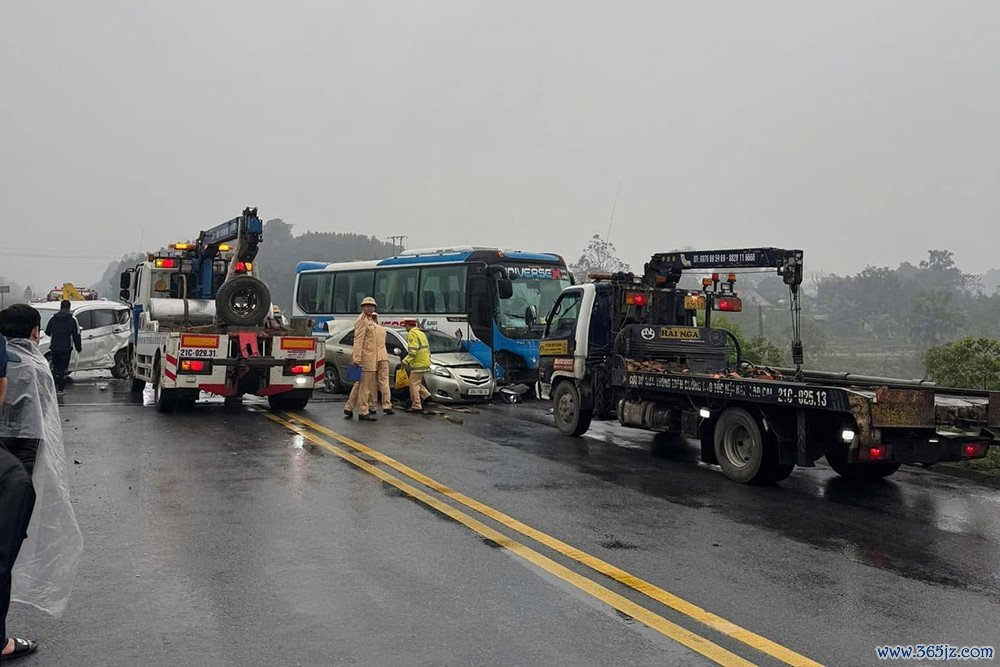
[370,315,394,415]
[42,301,81,395]
[343,297,379,422]
[0,325,38,660]
[0,304,84,660]
[402,319,431,412]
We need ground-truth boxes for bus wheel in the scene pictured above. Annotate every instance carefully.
[553,381,592,437]
[713,407,777,484]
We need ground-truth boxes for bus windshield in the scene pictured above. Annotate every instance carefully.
[497,272,572,336]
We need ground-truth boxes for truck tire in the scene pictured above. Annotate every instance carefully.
[826,443,901,481]
[553,381,592,437]
[153,360,176,413]
[268,389,311,411]
[713,407,779,484]
[215,275,271,327]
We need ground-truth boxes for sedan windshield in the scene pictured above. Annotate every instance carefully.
[424,329,463,354]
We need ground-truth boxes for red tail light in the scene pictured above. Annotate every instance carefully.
[179,359,211,373]
[625,292,648,307]
[234,261,253,273]
[962,442,987,459]
[714,296,743,312]
[286,363,313,375]
[868,445,886,461]
[154,258,178,269]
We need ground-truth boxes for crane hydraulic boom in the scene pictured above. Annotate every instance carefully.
[643,247,805,378]
[189,207,263,299]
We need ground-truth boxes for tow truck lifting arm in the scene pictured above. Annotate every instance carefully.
[191,207,264,299]
[642,247,803,288]
[642,247,806,378]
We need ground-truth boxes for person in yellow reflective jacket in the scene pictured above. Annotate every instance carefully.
[402,319,431,411]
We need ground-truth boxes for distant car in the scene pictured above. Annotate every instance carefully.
[35,300,132,378]
[322,321,495,402]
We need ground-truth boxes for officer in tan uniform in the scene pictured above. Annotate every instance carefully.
[369,314,395,415]
[344,296,379,421]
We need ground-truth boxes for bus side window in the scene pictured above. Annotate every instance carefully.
[420,266,467,314]
[375,268,418,313]
[335,271,374,313]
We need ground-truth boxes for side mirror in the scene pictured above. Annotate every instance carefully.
[525,305,537,326]
[119,289,131,302]
[119,271,132,290]
[497,278,513,300]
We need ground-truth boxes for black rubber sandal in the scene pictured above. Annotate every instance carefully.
[3,637,39,660]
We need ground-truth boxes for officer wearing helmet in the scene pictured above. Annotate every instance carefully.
[344,296,379,421]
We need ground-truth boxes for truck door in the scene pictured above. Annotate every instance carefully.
[539,288,584,377]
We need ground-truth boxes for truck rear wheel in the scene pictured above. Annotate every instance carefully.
[216,275,271,327]
[713,407,780,484]
[153,359,176,413]
[553,381,592,437]
[268,389,311,411]
[826,443,900,481]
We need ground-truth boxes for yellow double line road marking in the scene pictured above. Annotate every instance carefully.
[269,412,823,667]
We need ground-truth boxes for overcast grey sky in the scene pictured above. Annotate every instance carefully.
[2,1,998,290]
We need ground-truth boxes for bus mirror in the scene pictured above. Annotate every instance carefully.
[119,289,131,302]
[497,278,513,299]
[525,305,537,326]
[119,271,132,290]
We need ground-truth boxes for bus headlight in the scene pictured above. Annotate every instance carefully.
[429,364,452,378]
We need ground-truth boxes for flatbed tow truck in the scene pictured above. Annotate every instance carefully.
[119,207,324,412]
[539,247,998,483]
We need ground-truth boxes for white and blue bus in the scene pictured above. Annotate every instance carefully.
[292,247,572,382]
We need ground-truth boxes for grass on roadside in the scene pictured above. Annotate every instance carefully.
[957,446,1000,475]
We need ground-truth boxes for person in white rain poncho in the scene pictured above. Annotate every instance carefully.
[0,305,83,659]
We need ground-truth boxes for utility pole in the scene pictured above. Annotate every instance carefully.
[387,235,407,255]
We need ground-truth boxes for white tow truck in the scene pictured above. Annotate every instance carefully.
[119,207,324,412]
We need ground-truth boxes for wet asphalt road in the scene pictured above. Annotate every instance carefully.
[9,375,1000,666]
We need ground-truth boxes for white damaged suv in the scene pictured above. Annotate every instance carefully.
[35,300,133,378]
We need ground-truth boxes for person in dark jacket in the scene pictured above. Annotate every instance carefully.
[42,302,81,393]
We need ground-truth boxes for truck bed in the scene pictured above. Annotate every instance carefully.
[614,363,998,431]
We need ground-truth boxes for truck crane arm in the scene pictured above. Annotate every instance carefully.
[642,247,806,379]
[197,207,263,264]
[188,207,264,300]
[642,247,803,287]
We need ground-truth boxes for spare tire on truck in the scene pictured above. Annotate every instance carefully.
[216,275,271,326]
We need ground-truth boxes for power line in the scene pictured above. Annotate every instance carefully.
[0,250,120,260]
